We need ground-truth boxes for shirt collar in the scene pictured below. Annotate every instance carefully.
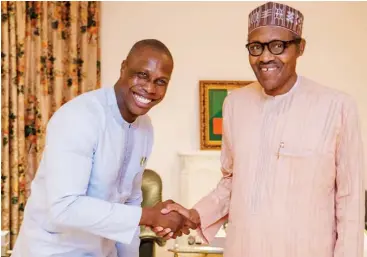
[261,75,301,100]
[107,86,139,129]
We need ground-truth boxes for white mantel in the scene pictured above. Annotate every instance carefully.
[177,150,221,208]
[175,150,226,248]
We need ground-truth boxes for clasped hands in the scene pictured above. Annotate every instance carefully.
[146,200,200,240]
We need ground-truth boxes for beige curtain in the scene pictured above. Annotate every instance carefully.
[1,1,101,248]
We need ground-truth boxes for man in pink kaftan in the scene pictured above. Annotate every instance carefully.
[155,2,365,257]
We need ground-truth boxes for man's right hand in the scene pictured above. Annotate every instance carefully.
[152,203,201,239]
[139,200,184,235]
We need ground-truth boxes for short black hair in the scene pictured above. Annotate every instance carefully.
[291,32,302,41]
[290,33,303,52]
[127,39,173,62]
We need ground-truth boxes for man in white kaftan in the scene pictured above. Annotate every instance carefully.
[11,39,192,257]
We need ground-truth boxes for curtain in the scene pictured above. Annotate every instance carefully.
[1,1,101,248]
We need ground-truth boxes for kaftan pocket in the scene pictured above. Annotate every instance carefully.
[277,148,336,191]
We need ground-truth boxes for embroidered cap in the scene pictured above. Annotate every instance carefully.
[248,2,304,37]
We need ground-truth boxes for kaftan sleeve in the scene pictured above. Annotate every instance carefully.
[115,228,141,257]
[44,99,142,245]
[193,97,234,243]
[334,96,365,257]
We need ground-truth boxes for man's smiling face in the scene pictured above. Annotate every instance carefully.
[117,46,173,122]
[247,26,305,96]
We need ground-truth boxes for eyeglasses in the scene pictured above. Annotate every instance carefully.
[245,38,302,56]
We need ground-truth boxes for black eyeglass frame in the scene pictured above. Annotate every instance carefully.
[245,38,302,56]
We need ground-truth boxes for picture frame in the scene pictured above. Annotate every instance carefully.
[199,80,253,150]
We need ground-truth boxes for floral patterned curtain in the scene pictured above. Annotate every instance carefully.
[1,1,100,248]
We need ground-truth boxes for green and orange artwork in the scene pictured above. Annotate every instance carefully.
[208,89,232,141]
[200,81,252,150]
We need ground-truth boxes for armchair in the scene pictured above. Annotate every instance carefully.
[139,169,166,257]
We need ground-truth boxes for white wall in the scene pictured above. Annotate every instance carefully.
[101,1,367,254]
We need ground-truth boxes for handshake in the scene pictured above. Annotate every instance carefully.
[140,200,201,240]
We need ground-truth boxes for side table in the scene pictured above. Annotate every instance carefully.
[168,245,223,257]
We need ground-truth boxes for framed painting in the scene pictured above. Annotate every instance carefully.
[199,80,253,150]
